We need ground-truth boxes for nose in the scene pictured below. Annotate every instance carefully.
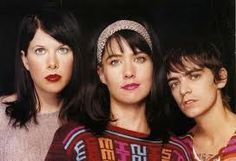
[179,80,191,96]
[47,53,59,70]
[123,61,135,79]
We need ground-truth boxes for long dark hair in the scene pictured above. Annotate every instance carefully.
[70,19,169,140]
[5,8,83,128]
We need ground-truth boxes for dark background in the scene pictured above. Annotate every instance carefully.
[0,0,235,132]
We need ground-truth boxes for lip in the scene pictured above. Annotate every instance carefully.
[121,83,140,90]
[182,99,197,108]
[45,74,61,82]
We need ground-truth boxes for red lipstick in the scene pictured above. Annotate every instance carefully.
[121,83,140,90]
[45,74,61,82]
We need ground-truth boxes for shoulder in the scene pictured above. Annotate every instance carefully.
[0,94,16,115]
[46,122,89,158]
[56,121,86,135]
[53,122,88,144]
[45,122,86,161]
[0,94,17,103]
[162,134,193,161]
[0,97,8,118]
[0,98,11,130]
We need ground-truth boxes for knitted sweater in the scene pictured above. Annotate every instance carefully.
[45,122,193,161]
[0,102,60,161]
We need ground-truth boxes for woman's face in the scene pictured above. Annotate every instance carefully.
[98,37,153,107]
[21,28,74,97]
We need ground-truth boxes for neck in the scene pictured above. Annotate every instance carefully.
[36,91,62,114]
[110,100,150,134]
[194,107,236,139]
[194,94,236,139]
[192,96,236,155]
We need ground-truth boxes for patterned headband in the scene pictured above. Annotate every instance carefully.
[96,20,153,63]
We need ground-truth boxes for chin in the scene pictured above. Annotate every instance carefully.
[181,108,197,118]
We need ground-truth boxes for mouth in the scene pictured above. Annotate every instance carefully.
[183,99,197,107]
[45,74,61,82]
[121,83,140,90]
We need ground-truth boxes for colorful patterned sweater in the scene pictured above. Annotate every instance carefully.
[45,122,193,161]
[179,133,236,161]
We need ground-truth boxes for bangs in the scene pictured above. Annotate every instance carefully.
[168,56,205,73]
[166,48,209,74]
[104,30,152,57]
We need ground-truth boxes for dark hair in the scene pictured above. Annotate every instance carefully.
[6,8,83,128]
[71,19,169,140]
[160,42,231,135]
[165,42,230,107]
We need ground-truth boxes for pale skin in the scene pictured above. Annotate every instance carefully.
[167,60,236,157]
[20,28,74,113]
[97,37,153,134]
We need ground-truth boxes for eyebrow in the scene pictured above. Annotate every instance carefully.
[105,54,122,62]
[167,77,178,83]
[167,68,204,83]
[185,68,204,76]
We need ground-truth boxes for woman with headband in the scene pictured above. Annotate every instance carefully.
[45,19,192,160]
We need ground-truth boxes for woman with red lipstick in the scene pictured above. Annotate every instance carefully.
[45,19,192,160]
[0,8,84,161]
[163,42,236,160]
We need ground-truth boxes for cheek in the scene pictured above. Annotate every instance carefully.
[27,60,44,74]
[140,63,153,79]
[61,57,74,77]
[144,67,153,88]
[103,67,121,84]
[105,72,119,86]
[171,91,181,104]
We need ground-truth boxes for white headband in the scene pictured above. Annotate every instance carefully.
[96,20,153,63]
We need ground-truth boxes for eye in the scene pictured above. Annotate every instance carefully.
[57,47,70,54]
[189,73,201,80]
[169,81,180,90]
[35,48,46,55]
[110,59,121,66]
[135,56,146,63]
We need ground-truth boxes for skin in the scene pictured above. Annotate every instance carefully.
[21,28,74,113]
[167,60,236,157]
[167,62,225,119]
[97,37,153,133]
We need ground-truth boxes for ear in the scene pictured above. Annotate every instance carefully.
[97,65,107,84]
[216,67,227,89]
[21,50,29,71]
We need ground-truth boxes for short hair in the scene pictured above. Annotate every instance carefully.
[164,42,230,106]
[157,42,232,135]
[6,8,83,128]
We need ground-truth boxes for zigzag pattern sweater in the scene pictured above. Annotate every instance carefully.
[45,122,193,161]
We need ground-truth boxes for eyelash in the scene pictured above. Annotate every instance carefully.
[34,48,46,55]
[34,46,70,55]
[57,47,70,54]
[168,73,201,90]
[189,73,201,80]
[110,59,121,66]
[169,81,179,90]
[135,56,146,63]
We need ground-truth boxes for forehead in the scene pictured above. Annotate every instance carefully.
[169,58,202,72]
[29,28,60,47]
[167,60,202,77]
